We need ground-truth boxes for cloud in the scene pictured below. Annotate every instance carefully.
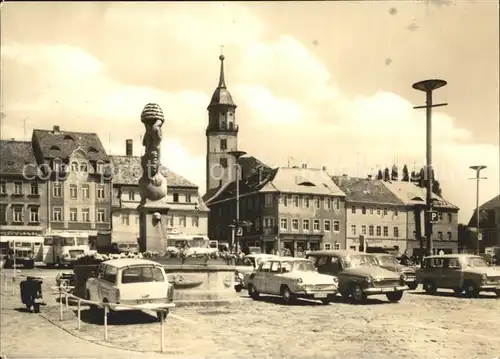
[1,2,498,223]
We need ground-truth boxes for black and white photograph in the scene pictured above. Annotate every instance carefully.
[0,1,499,358]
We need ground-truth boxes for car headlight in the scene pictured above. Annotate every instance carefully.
[295,278,303,284]
[332,277,339,285]
[237,273,244,280]
[365,276,374,284]
[400,273,407,281]
[481,274,488,283]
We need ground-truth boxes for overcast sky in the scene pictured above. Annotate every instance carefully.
[1,1,499,222]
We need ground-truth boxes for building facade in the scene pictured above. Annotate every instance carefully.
[333,175,408,253]
[0,140,48,242]
[383,180,459,254]
[468,195,500,251]
[205,166,347,255]
[110,141,209,245]
[205,54,239,192]
[31,126,112,241]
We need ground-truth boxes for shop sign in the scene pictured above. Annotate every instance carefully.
[0,230,43,237]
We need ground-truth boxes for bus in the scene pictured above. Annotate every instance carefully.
[42,232,90,267]
[0,236,44,263]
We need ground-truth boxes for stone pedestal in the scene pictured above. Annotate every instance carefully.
[138,200,170,254]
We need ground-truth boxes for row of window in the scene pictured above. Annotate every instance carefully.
[124,190,192,203]
[279,195,341,210]
[352,206,398,217]
[0,206,39,223]
[64,183,106,199]
[412,230,453,241]
[120,213,199,227]
[277,218,341,233]
[52,207,107,223]
[351,224,399,237]
[0,181,39,196]
[324,243,341,250]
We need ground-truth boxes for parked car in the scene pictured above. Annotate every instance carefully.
[246,257,339,304]
[234,254,279,292]
[415,254,500,297]
[306,250,408,303]
[86,258,174,321]
[370,253,418,290]
[116,242,139,254]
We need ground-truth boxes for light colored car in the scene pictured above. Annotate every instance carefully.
[416,254,500,297]
[234,254,279,292]
[86,258,174,321]
[247,257,339,304]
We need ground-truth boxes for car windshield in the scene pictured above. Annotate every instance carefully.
[343,255,378,268]
[121,266,165,284]
[76,237,87,246]
[464,257,488,267]
[282,261,316,272]
[376,255,399,266]
[62,238,76,246]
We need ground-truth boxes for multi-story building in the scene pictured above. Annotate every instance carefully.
[205,166,347,255]
[332,175,408,252]
[109,140,209,244]
[0,140,48,242]
[31,126,112,242]
[468,195,500,250]
[383,180,459,254]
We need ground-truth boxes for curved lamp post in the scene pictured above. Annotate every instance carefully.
[228,150,247,253]
[412,79,448,255]
[469,165,487,254]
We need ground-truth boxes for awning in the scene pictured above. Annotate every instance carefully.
[0,236,44,243]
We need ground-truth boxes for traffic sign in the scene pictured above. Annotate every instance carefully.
[428,210,438,223]
[477,233,483,241]
[236,227,243,237]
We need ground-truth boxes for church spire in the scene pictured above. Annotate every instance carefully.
[218,54,226,89]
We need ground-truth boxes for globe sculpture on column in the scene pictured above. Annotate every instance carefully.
[137,103,170,253]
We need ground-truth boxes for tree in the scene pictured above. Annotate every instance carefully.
[383,167,390,181]
[402,164,410,181]
[376,169,383,180]
[418,167,425,187]
[458,224,474,252]
[432,180,442,197]
[391,165,398,181]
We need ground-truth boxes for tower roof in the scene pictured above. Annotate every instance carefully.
[207,54,236,109]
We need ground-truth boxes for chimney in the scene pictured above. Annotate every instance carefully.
[321,165,327,171]
[258,166,263,183]
[367,174,373,180]
[342,173,348,178]
[126,139,133,156]
[301,163,307,169]
[53,125,60,133]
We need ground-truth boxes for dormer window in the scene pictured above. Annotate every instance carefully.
[50,145,61,151]
[96,161,104,173]
[80,162,88,172]
[64,135,75,141]
[71,162,78,172]
[88,146,98,154]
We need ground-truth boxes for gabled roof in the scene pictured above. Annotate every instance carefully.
[32,128,108,161]
[382,180,459,210]
[479,195,500,211]
[208,167,345,205]
[332,176,405,206]
[109,155,198,188]
[0,140,38,176]
[238,156,271,179]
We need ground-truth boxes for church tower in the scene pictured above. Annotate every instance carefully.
[206,54,239,192]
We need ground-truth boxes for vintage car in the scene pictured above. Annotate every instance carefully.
[86,258,175,321]
[416,254,500,297]
[116,242,139,254]
[306,250,408,303]
[246,257,339,304]
[370,253,418,290]
[234,254,279,292]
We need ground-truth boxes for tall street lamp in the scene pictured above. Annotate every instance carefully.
[469,165,487,254]
[412,79,448,256]
[228,150,247,253]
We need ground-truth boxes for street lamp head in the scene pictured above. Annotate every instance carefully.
[412,79,447,92]
[470,165,487,172]
[228,150,247,160]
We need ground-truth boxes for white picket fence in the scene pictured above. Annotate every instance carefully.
[1,271,175,353]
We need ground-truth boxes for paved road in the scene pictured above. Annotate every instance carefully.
[2,268,498,359]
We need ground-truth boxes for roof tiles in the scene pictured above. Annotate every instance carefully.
[0,140,38,176]
[332,176,405,206]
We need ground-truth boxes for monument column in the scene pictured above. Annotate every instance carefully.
[137,103,170,253]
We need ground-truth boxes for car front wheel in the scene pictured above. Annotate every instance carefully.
[350,284,366,304]
[407,282,418,290]
[423,280,437,295]
[281,286,296,304]
[386,291,403,303]
[463,281,479,298]
[248,284,260,300]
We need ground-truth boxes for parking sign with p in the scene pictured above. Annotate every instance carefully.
[429,210,438,223]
